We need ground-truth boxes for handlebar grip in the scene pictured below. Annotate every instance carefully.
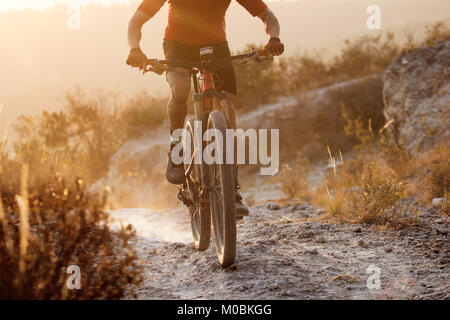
[143,58,166,74]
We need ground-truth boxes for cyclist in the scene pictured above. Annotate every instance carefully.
[126,0,284,217]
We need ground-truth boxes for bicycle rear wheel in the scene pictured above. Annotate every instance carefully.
[207,111,236,267]
[184,118,211,251]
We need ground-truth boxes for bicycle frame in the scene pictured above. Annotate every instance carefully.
[145,47,270,124]
[192,70,230,125]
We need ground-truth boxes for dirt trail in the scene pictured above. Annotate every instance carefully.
[111,193,449,300]
[102,75,448,300]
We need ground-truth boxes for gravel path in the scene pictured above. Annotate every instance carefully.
[113,201,449,300]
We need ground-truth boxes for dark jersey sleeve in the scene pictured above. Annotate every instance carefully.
[138,0,167,17]
[236,0,268,17]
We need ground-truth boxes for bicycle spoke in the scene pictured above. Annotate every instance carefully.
[216,168,221,181]
[213,188,223,202]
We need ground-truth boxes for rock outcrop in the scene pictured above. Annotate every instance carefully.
[383,40,450,152]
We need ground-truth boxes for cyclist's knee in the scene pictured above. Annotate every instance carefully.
[167,70,190,102]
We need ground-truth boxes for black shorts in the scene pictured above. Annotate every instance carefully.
[163,39,237,95]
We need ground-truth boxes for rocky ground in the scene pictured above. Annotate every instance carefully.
[112,197,449,300]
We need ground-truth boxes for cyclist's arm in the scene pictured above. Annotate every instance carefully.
[258,8,280,39]
[128,10,151,49]
[128,0,166,49]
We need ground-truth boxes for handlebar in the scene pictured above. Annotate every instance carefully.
[143,48,272,75]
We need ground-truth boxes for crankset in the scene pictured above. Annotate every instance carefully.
[177,186,193,207]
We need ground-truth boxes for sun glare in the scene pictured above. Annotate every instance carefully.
[0,0,132,12]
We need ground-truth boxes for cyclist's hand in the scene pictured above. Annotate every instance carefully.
[265,37,284,56]
[126,48,148,69]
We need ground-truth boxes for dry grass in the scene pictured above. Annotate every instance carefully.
[345,161,407,225]
[0,164,143,299]
[315,186,347,217]
[310,113,416,227]
[277,154,311,201]
[282,66,446,228]
[314,156,413,227]
[312,120,449,227]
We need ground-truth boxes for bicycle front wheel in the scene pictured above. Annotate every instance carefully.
[207,111,236,267]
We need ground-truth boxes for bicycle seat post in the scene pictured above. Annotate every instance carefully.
[199,47,214,66]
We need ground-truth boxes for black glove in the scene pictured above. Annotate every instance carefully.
[265,37,284,56]
[126,48,148,69]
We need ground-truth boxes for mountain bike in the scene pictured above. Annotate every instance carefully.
[144,48,271,267]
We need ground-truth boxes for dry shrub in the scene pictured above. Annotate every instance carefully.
[236,31,402,111]
[310,92,412,226]
[0,167,143,299]
[423,22,450,47]
[287,33,399,94]
[277,155,311,201]
[313,146,411,227]
[329,33,399,79]
[13,88,167,184]
[346,161,407,225]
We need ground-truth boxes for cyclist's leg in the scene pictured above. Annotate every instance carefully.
[166,69,191,133]
[163,39,195,184]
[163,39,195,133]
[164,69,191,184]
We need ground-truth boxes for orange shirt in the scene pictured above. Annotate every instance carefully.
[138,0,267,46]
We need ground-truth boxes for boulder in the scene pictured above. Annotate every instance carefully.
[383,40,450,153]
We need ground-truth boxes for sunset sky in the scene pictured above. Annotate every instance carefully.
[0,0,449,138]
[0,0,131,12]
[0,0,298,12]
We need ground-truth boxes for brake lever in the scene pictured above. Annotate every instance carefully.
[142,66,155,74]
[142,59,165,75]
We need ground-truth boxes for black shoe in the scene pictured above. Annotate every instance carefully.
[166,147,185,185]
[235,191,249,219]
